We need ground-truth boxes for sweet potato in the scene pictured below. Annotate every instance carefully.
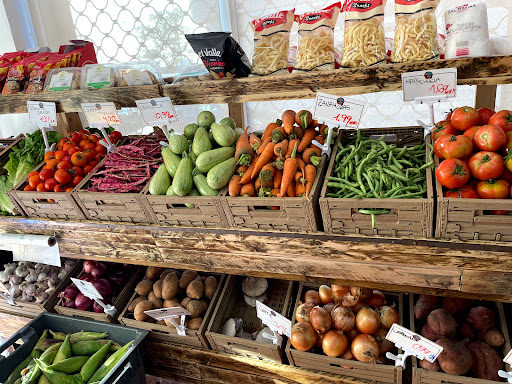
[442,297,472,320]
[459,323,475,339]
[467,306,495,332]
[421,323,441,341]
[484,328,505,347]
[436,338,473,375]
[419,359,440,372]
[427,309,457,336]
[414,295,441,320]
[468,341,502,381]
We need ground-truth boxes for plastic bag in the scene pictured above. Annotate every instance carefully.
[2,61,26,94]
[250,9,295,76]
[172,64,213,84]
[26,60,61,94]
[44,68,81,92]
[341,0,386,67]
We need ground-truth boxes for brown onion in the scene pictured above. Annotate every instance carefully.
[310,306,332,333]
[350,287,373,300]
[290,322,317,352]
[332,305,355,332]
[319,285,333,304]
[346,327,361,340]
[351,334,379,363]
[379,306,399,329]
[331,285,350,303]
[341,349,355,360]
[342,291,360,307]
[314,330,324,350]
[323,303,336,315]
[322,330,349,357]
[351,301,368,314]
[374,328,394,355]
[356,307,381,334]
[304,290,321,306]
[366,290,386,307]
[295,302,315,323]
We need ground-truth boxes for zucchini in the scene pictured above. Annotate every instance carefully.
[188,150,197,166]
[195,147,235,173]
[186,189,200,208]
[162,147,181,178]
[193,174,219,196]
[184,123,199,139]
[149,165,171,195]
[207,158,236,189]
[211,122,235,147]
[192,127,212,157]
[173,154,194,196]
[166,184,177,196]
[168,134,189,155]
[234,127,243,141]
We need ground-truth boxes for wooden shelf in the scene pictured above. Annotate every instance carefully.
[2,56,512,114]
[2,216,512,302]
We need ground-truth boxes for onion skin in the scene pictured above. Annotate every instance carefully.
[341,291,360,307]
[350,287,372,300]
[296,302,315,323]
[322,330,349,357]
[291,322,317,352]
[310,306,332,334]
[331,285,350,303]
[351,301,368,314]
[346,327,361,341]
[366,290,387,307]
[351,334,379,363]
[304,290,321,306]
[332,305,355,332]
[378,306,399,329]
[341,349,355,360]
[356,307,381,334]
[314,331,324,350]
[319,285,333,304]
[323,303,336,315]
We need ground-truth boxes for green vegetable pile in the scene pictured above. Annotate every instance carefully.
[5,330,133,384]
[0,131,60,215]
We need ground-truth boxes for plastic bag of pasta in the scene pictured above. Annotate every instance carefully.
[294,3,341,72]
[341,0,386,67]
[391,0,439,63]
[250,10,295,76]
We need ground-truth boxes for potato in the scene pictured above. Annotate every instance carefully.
[414,295,441,320]
[459,323,475,339]
[179,270,198,289]
[468,341,502,380]
[427,309,457,336]
[181,297,192,308]
[187,276,204,299]
[153,280,163,299]
[199,299,209,314]
[421,323,440,341]
[162,272,179,300]
[135,279,154,296]
[436,338,472,375]
[128,296,147,312]
[188,317,203,330]
[442,297,472,320]
[134,300,153,321]
[160,269,178,280]
[146,266,165,280]
[419,359,440,372]
[200,276,207,283]
[483,328,505,347]
[164,298,180,308]
[204,276,217,299]
[148,292,162,309]
[186,300,204,317]
[467,306,495,332]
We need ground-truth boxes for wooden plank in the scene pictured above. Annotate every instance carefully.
[474,84,497,110]
[55,112,82,137]
[228,102,244,128]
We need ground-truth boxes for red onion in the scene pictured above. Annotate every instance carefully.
[62,285,79,300]
[75,293,93,311]
[92,278,113,297]
[110,271,127,286]
[93,301,104,313]
[80,273,94,282]
[91,263,108,279]
[63,298,76,308]
[83,260,97,274]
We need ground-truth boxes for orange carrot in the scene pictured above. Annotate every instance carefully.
[295,110,313,129]
[229,175,242,197]
[257,137,271,156]
[303,146,321,164]
[282,110,296,135]
[294,171,303,184]
[314,135,325,145]
[310,119,320,128]
[297,158,306,182]
[249,133,262,152]
[259,163,275,183]
[240,157,258,184]
[274,139,288,159]
[318,124,328,137]
[304,164,316,199]
[237,165,248,177]
[251,142,276,179]
[286,180,296,197]
[270,189,280,197]
[271,126,287,143]
[298,128,316,152]
[290,125,304,141]
[285,139,300,158]
[255,176,261,191]
[273,169,282,189]
[235,127,253,166]
[240,182,255,197]
[280,142,298,197]
[261,122,280,142]
[295,182,306,197]
[255,176,272,191]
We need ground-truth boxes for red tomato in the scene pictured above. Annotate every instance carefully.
[489,110,512,133]
[23,185,34,191]
[443,184,478,198]
[54,169,72,185]
[83,149,96,162]
[63,142,76,152]
[28,171,39,179]
[71,152,87,167]
[69,166,83,177]
[65,187,74,193]
[88,160,98,168]
[54,184,66,192]
[446,109,454,121]
[79,139,91,149]
[36,183,48,192]
[468,151,504,180]
[68,147,80,156]
[95,144,107,155]
[490,210,510,215]
[473,124,506,152]
[95,153,102,162]
[83,164,95,175]
[451,106,481,131]
[478,108,495,125]
[28,175,42,189]
[39,168,55,181]
[72,176,83,186]
[435,158,470,189]
[44,178,58,192]
[502,131,512,155]
[57,161,72,171]
[83,142,96,151]
[46,159,60,172]
[501,167,512,184]
[78,129,90,136]
[62,155,71,163]
[463,126,481,141]
[432,121,459,142]
[476,179,510,199]
[44,151,55,162]
[59,137,66,145]
[88,134,100,144]
[434,135,473,160]
[54,150,67,161]
[69,132,82,144]
[109,130,123,143]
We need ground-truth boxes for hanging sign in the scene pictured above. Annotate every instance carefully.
[402,68,457,101]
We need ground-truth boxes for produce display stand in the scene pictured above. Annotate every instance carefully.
[0,134,27,215]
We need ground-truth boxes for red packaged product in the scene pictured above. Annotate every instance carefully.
[0,51,27,64]
[26,60,61,94]
[0,62,10,85]
[2,61,26,94]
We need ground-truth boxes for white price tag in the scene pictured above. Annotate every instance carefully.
[27,101,57,128]
[82,102,121,126]
[70,277,103,300]
[0,282,9,294]
[136,97,178,125]
[313,92,366,129]
[386,324,443,363]
[402,68,457,102]
[144,306,191,321]
[256,300,291,338]
[504,350,512,365]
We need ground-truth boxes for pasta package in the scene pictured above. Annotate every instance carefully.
[341,0,386,67]
[250,9,295,76]
[294,3,341,72]
[391,0,439,63]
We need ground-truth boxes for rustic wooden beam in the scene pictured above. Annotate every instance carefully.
[475,84,497,110]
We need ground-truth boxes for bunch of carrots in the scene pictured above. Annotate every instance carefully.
[229,109,329,200]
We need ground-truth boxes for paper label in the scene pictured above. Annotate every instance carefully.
[256,300,291,337]
[123,70,152,86]
[70,277,103,300]
[313,92,366,129]
[48,71,74,91]
[386,324,443,363]
[402,68,457,101]
[0,282,9,294]
[27,101,57,127]
[86,65,112,89]
[144,307,191,320]
[504,349,512,365]
[136,97,178,125]
[82,102,121,126]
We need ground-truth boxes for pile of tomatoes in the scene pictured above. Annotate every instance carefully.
[24,128,123,193]
[434,106,512,204]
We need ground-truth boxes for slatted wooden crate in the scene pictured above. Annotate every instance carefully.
[220,156,327,232]
[119,272,225,349]
[286,282,404,384]
[206,275,294,362]
[319,127,434,238]
[409,294,511,384]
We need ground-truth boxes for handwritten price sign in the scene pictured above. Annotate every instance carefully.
[70,277,103,300]
[136,97,178,125]
[27,101,57,127]
[402,68,457,102]
[313,92,366,129]
[386,324,443,363]
[256,300,291,337]
[82,102,121,126]
[144,306,191,321]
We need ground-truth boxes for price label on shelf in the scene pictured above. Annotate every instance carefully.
[81,102,121,127]
[136,97,178,125]
[313,92,366,129]
[402,68,457,102]
[386,324,443,363]
[256,300,291,338]
[144,307,191,321]
[70,277,103,300]
[27,101,57,128]
[504,349,512,365]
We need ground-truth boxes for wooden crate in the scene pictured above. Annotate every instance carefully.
[286,282,404,384]
[319,127,435,238]
[409,294,511,384]
[55,264,144,323]
[206,275,294,363]
[119,272,226,349]
[220,156,327,232]
[0,260,81,319]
